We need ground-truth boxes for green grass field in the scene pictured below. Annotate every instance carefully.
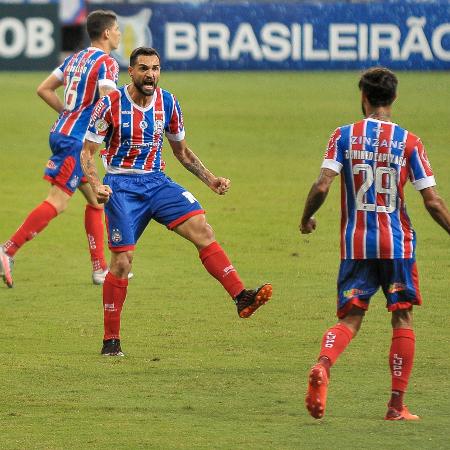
[0,71,449,449]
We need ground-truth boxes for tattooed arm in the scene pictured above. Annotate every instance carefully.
[80,139,112,203]
[169,139,230,195]
[300,168,338,234]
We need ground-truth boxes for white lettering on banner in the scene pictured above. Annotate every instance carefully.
[25,18,54,57]
[229,23,263,60]
[199,23,230,60]
[0,17,54,58]
[165,23,197,60]
[303,23,329,60]
[165,17,450,63]
[261,23,291,61]
[370,24,401,60]
[0,18,25,58]
[330,24,358,60]
[401,17,432,60]
[432,24,450,60]
[358,24,368,60]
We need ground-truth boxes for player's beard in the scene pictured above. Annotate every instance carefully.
[134,79,157,97]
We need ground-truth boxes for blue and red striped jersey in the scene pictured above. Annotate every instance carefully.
[322,118,436,260]
[51,47,119,141]
[85,85,185,172]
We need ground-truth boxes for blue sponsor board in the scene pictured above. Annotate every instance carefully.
[0,3,60,70]
[99,2,450,70]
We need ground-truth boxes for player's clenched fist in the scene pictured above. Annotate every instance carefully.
[94,184,113,203]
[211,177,231,195]
[300,217,316,234]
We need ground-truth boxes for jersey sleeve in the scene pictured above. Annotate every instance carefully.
[321,128,344,173]
[85,97,112,143]
[52,56,69,81]
[97,56,119,90]
[165,95,185,141]
[408,138,436,190]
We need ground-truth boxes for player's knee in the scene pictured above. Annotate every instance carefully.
[46,198,68,214]
[110,251,133,277]
[340,307,365,335]
[203,222,215,242]
[391,308,413,328]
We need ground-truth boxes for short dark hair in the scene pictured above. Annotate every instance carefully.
[86,10,117,41]
[358,67,398,107]
[130,47,161,67]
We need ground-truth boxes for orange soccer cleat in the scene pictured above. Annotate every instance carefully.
[385,404,420,421]
[305,363,329,419]
[235,283,272,318]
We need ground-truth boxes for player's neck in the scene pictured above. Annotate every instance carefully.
[90,40,111,54]
[366,108,392,122]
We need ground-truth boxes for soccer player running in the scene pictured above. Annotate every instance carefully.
[0,10,121,287]
[80,47,273,356]
[300,67,450,420]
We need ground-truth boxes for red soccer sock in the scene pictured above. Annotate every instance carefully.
[4,201,58,257]
[85,204,107,271]
[103,272,128,340]
[199,241,245,299]
[318,323,354,374]
[389,328,415,408]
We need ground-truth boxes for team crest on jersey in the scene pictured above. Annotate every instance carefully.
[111,228,122,243]
[155,119,164,134]
[46,160,56,170]
[139,120,148,130]
[95,119,108,132]
[69,176,79,189]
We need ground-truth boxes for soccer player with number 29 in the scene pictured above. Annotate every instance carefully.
[300,67,450,421]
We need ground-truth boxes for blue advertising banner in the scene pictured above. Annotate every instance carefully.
[0,4,60,70]
[97,1,450,70]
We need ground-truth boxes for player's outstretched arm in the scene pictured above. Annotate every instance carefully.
[169,139,231,195]
[300,168,338,234]
[36,74,64,114]
[80,140,112,203]
[420,186,450,234]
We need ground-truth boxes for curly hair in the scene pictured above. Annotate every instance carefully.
[358,67,398,107]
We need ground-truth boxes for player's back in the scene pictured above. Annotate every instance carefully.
[324,118,435,260]
[51,47,119,141]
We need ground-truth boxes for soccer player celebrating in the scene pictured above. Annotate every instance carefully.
[300,67,450,420]
[81,47,272,356]
[0,10,121,287]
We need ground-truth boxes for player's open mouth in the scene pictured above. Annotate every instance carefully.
[143,80,154,87]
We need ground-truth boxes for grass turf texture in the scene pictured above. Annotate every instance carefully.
[0,71,449,449]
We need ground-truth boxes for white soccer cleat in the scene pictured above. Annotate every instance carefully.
[92,268,134,285]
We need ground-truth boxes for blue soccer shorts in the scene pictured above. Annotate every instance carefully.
[44,132,87,195]
[104,171,205,252]
[336,258,422,318]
